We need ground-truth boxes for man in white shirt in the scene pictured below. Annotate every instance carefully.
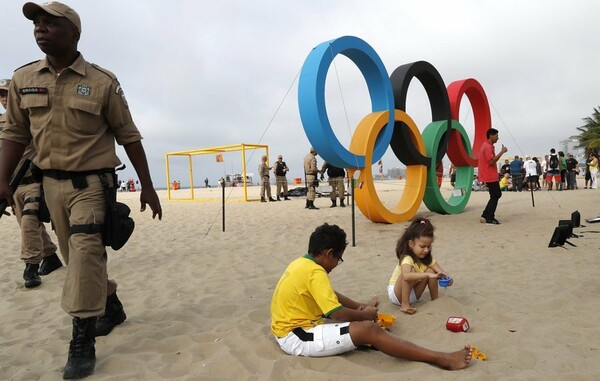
[523,156,538,191]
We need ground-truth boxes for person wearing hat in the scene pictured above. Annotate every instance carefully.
[258,154,276,202]
[1,78,63,288]
[0,2,162,379]
[273,154,290,201]
[0,79,10,132]
[303,147,321,209]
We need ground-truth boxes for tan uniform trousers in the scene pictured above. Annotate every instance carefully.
[260,175,272,198]
[43,174,116,318]
[306,174,317,201]
[329,177,345,201]
[13,182,57,264]
[275,175,288,196]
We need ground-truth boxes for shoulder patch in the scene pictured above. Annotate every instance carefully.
[14,60,41,72]
[90,63,117,80]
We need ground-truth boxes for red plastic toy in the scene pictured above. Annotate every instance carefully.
[446,317,469,332]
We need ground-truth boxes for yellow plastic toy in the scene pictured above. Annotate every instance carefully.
[377,313,396,329]
[471,346,487,361]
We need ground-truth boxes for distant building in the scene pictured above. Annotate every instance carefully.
[560,137,585,162]
[386,167,406,179]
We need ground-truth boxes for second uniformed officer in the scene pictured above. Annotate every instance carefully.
[0,2,162,379]
[303,147,321,210]
[1,78,63,289]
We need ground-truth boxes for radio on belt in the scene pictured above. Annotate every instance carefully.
[446,317,469,332]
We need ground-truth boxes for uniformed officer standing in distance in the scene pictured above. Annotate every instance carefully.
[1,78,63,289]
[0,2,162,379]
[273,154,290,201]
[303,147,321,210]
[320,161,346,208]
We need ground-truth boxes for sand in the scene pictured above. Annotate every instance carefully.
[1,179,600,380]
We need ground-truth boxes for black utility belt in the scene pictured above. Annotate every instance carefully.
[41,168,114,189]
[42,168,113,180]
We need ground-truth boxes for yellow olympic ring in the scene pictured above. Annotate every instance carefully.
[349,110,427,223]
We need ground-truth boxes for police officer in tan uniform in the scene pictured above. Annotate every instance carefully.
[303,147,321,210]
[320,161,346,208]
[1,78,63,288]
[273,154,290,201]
[0,79,9,131]
[0,2,162,379]
[259,154,276,202]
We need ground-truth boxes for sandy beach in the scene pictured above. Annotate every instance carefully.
[1,179,600,380]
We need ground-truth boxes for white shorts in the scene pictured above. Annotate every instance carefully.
[275,322,355,357]
[387,284,420,306]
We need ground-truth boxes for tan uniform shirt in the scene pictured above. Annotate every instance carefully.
[2,54,142,171]
[304,153,318,175]
[259,162,270,177]
[0,112,6,133]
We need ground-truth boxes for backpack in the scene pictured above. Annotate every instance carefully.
[549,155,559,169]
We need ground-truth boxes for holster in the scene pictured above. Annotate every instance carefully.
[99,172,135,251]
[37,184,51,223]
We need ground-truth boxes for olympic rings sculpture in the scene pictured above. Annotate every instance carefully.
[298,36,491,223]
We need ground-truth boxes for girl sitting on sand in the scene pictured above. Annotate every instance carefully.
[387,217,452,314]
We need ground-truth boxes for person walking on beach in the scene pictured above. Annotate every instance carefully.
[259,155,276,202]
[303,147,321,210]
[478,128,508,225]
[273,154,290,201]
[270,223,472,370]
[0,2,162,378]
[320,161,346,207]
[1,78,63,288]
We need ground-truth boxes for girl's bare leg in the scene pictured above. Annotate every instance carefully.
[396,278,416,314]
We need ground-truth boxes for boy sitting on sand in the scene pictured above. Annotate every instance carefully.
[270,223,472,370]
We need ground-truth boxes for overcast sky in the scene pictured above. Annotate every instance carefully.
[2,0,598,188]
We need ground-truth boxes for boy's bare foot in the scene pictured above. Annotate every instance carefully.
[400,307,416,315]
[439,344,472,370]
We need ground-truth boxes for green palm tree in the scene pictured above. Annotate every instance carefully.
[576,107,600,156]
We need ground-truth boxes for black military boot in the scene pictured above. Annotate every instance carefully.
[305,200,309,208]
[330,200,337,208]
[308,201,319,210]
[261,197,266,202]
[23,263,42,288]
[95,292,127,337]
[39,253,63,275]
[340,200,346,207]
[276,196,281,201]
[284,196,290,200]
[269,197,277,202]
[63,317,96,379]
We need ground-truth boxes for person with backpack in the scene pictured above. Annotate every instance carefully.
[547,148,561,191]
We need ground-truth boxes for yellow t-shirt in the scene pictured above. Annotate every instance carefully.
[388,256,436,285]
[499,176,510,189]
[270,255,342,338]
